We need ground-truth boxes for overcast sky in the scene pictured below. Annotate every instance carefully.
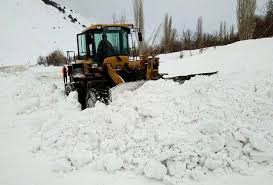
[57,0,267,37]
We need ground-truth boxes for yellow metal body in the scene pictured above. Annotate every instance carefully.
[76,58,92,75]
[82,24,134,33]
[75,24,160,85]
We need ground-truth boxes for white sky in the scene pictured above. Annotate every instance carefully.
[57,0,268,37]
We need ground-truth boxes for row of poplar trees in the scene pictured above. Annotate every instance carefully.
[114,0,273,54]
[158,0,273,53]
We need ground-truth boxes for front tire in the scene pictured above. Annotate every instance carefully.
[86,88,97,108]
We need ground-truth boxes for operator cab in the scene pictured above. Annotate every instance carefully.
[77,24,137,66]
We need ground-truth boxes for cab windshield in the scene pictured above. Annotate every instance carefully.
[94,27,129,59]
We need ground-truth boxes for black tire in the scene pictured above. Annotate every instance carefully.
[97,88,111,105]
[65,84,72,96]
[86,88,97,108]
[85,87,111,108]
[76,88,86,110]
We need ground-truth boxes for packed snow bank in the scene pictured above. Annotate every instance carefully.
[159,38,273,77]
[31,72,273,181]
[3,69,271,182]
[0,0,90,65]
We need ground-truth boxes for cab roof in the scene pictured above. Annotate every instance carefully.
[82,24,134,33]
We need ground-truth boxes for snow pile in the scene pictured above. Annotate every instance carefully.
[30,72,273,182]
[10,70,270,182]
[0,0,90,65]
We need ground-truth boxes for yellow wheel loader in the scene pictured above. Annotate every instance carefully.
[65,24,217,109]
[65,24,162,109]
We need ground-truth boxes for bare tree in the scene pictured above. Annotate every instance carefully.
[266,0,273,19]
[112,13,117,24]
[133,0,145,53]
[196,16,203,49]
[119,14,127,24]
[147,23,162,47]
[237,0,257,40]
[43,50,66,66]
[112,13,126,24]
[230,24,235,40]
[37,56,47,66]
[219,21,224,43]
[162,13,174,53]
[183,29,192,51]
[223,21,227,39]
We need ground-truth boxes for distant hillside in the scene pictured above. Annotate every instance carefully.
[0,0,92,65]
[41,0,87,28]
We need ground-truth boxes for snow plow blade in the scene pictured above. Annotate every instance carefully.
[163,71,218,84]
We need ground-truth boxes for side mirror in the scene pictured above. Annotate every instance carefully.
[138,32,143,42]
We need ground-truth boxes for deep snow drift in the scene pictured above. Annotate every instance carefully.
[1,38,273,185]
[159,38,273,77]
[0,0,90,65]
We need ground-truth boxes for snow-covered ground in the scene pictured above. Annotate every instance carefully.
[159,38,273,76]
[0,38,273,185]
[0,0,90,65]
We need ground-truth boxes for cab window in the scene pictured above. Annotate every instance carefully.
[77,34,87,59]
[94,28,129,57]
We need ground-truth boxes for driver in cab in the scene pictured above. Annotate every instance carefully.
[97,33,115,64]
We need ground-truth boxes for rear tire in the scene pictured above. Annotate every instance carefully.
[65,84,72,96]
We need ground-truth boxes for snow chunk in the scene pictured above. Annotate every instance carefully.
[166,160,186,178]
[250,151,273,162]
[234,130,247,143]
[199,121,223,135]
[249,134,271,152]
[209,134,225,153]
[242,143,252,154]
[70,144,93,167]
[234,160,249,174]
[103,153,124,172]
[204,158,222,170]
[227,146,243,160]
[144,160,167,180]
